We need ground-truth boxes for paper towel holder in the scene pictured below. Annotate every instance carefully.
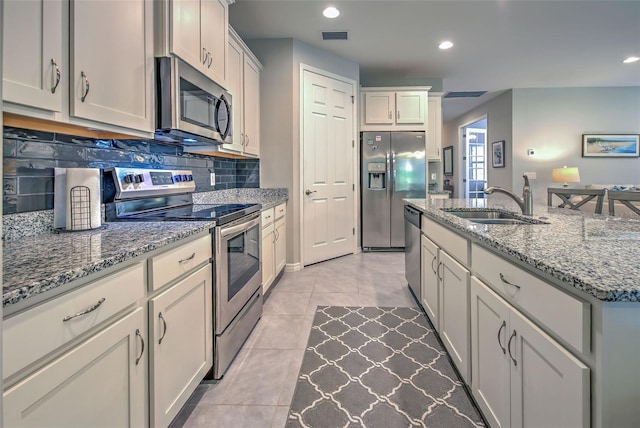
[54,167,103,231]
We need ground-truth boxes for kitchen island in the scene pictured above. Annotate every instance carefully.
[405,197,640,428]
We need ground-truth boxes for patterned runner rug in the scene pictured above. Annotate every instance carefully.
[286,306,485,428]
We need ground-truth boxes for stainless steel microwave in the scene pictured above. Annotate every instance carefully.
[155,57,232,146]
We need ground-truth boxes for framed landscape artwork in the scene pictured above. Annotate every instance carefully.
[582,134,640,157]
[492,140,505,168]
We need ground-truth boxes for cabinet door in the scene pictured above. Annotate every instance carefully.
[420,235,440,329]
[242,54,261,156]
[3,308,146,428]
[225,34,246,153]
[275,215,286,274]
[70,0,152,132]
[509,309,590,428]
[470,277,511,428]
[364,91,394,124]
[426,96,442,160]
[170,0,204,72]
[439,250,471,382]
[201,0,228,85]
[396,91,426,124]
[149,264,213,428]
[262,223,275,293]
[3,0,63,112]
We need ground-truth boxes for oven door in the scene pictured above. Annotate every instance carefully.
[215,213,261,333]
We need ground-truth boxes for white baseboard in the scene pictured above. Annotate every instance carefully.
[284,262,302,272]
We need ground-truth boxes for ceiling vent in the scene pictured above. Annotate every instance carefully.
[444,91,487,99]
[322,31,348,41]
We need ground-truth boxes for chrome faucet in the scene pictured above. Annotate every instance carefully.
[484,175,534,216]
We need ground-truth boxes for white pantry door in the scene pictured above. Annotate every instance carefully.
[302,69,355,265]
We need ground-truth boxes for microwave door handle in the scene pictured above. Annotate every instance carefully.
[220,216,261,238]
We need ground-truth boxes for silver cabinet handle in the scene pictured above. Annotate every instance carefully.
[437,262,443,281]
[63,297,105,321]
[246,135,249,146]
[202,47,207,64]
[178,252,196,264]
[431,256,437,274]
[241,133,246,146]
[305,190,317,195]
[51,58,61,94]
[135,329,145,365]
[499,273,521,290]
[497,320,507,355]
[508,329,517,366]
[158,312,167,344]
[208,51,213,68]
[80,71,90,102]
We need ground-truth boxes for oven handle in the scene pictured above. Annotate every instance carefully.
[220,215,261,238]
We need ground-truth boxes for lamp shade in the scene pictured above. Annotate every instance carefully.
[552,166,581,187]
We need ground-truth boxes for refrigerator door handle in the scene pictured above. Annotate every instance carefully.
[386,150,392,201]
[391,150,396,194]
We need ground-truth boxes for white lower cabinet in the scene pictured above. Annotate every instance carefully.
[471,277,590,428]
[261,221,275,292]
[274,214,286,274]
[262,203,287,293]
[149,263,213,428]
[3,308,146,427]
[420,234,440,329]
[438,249,471,383]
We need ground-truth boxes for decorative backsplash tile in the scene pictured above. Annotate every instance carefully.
[2,127,260,214]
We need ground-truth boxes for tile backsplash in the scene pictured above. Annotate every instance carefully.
[3,127,259,214]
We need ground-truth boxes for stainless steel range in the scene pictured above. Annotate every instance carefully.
[105,167,262,379]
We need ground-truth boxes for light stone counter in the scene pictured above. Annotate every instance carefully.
[3,221,215,311]
[405,197,640,302]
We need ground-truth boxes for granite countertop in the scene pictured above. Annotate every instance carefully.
[3,221,215,310]
[193,188,288,210]
[405,197,640,302]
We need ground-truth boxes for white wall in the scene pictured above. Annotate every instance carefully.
[443,87,640,205]
[443,91,513,197]
[512,87,640,204]
[247,38,359,267]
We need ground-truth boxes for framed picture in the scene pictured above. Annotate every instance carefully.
[492,140,505,168]
[582,134,640,157]
[443,146,453,176]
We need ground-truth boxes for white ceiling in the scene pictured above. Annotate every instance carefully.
[228,0,640,121]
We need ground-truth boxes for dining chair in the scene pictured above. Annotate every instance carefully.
[607,190,640,217]
[547,187,606,214]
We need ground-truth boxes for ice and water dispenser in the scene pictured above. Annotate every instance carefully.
[367,162,386,190]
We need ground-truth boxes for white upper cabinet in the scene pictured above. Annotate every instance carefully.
[2,0,154,136]
[361,87,429,131]
[70,0,153,133]
[427,93,443,160]
[169,0,228,87]
[2,0,64,112]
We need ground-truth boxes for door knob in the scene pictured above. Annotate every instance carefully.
[305,190,316,196]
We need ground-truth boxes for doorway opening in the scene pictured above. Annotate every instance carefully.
[462,118,487,205]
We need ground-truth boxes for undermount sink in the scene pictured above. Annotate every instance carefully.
[441,209,549,225]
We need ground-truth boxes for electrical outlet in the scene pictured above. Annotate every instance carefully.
[524,172,537,179]
[430,172,437,181]
[210,173,216,186]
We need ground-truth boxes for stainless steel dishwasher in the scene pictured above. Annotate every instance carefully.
[404,205,421,302]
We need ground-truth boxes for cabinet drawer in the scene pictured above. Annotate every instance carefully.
[275,202,286,220]
[472,243,590,353]
[422,217,469,266]
[149,234,212,291]
[3,263,145,380]
[261,207,274,227]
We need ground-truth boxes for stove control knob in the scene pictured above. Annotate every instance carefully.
[174,175,182,182]
[181,174,188,182]
[187,174,194,182]
[123,174,135,184]
[134,174,144,183]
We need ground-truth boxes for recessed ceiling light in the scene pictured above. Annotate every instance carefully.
[623,56,639,64]
[439,40,454,50]
[323,6,340,18]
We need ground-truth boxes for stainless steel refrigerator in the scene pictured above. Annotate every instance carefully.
[361,131,426,249]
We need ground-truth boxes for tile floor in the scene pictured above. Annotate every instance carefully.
[170,252,420,428]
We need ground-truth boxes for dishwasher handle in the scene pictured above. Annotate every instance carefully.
[404,205,421,228]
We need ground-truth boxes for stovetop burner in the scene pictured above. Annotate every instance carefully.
[117,203,261,225]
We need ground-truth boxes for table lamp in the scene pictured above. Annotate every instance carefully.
[552,166,580,188]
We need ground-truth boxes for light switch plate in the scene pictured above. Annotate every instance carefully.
[210,173,216,186]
